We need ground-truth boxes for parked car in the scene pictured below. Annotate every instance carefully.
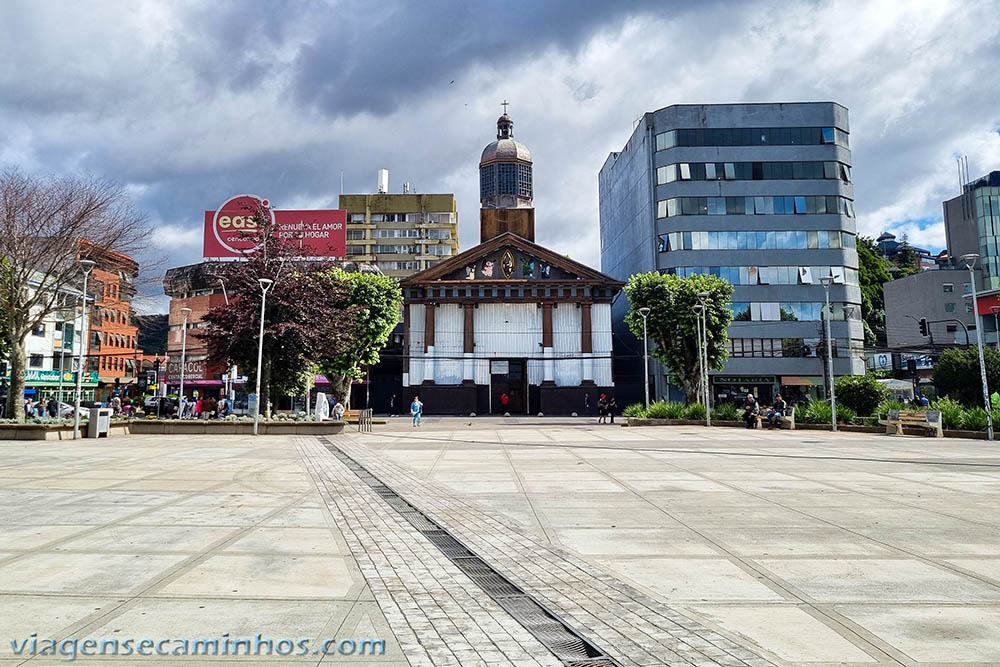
[57,402,90,419]
[143,395,178,418]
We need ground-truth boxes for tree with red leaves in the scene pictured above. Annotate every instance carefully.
[199,201,361,417]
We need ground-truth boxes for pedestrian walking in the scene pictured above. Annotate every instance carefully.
[608,396,617,424]
[410,395,423,427]
[583,392,591,415]
[24,397,34,416]
[46,395,59,418]
[500,392,509,413]
[597,394,608,424]
[389,393,397,417]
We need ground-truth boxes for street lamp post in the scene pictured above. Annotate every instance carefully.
[73,259,96,440]
[638,307,651,410]
[697,291,710,427]
[693,303,709,427]
[819,276,837,432]
[254,278,274,436]
[178,307,192,418]
[961,254,993,440]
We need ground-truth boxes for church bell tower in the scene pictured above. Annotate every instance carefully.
[478,101,535,242]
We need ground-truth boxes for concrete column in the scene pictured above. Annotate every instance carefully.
[463,303,475,353]
[541,303,553,348]
[423,303,435,384]
[580,303,592,353]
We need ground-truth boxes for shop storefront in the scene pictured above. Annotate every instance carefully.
[778,376,824,405]
[712,375,777,406]
[5,369,100,404]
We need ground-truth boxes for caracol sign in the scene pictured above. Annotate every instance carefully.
[203,194,346,259]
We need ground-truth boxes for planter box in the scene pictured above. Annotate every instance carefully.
[129,420,346,436]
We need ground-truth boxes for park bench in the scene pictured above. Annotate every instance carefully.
[343,409,360,422]
[882,409,943,437]
[754,407,795,430]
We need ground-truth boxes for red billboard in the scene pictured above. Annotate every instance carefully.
[203,194,346,259]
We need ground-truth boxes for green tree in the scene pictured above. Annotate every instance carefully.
[895,233,921,277]
[932,346,1000,406]
[624,272,733,402]
[199,202,361,416]
[0,169,146,420]
[835,373,890,416]
[857,236,891,346]
[318,268,402,408]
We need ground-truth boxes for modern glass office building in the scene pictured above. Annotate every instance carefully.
[599,103,864,406]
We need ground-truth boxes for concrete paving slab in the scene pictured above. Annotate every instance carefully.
[553,527,721,556]
[688,604,879,663]
[759,558,1000,602]
[0,552,189,595]
[597,556,786,601]
[0,595,116,657]
[54,525,234,553]
[838,605,1000,663]
[222,527,346,555]
[159,554,359,599]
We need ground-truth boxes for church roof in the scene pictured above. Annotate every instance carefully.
[480,138,532,165]
[400,231,623,288]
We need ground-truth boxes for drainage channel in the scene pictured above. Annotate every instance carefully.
[317,436,621,667]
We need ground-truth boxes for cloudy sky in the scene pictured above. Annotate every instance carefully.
[2,0,999,313]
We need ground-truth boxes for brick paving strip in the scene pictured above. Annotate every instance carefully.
[297,435,563,667]
[298,434,777,667]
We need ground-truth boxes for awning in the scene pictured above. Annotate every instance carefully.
[878,379,915,391]
[780,376,824,386]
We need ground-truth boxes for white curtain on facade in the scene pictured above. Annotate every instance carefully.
[433,304,463,384]
[553,304,582,386]
[592,303,613,386]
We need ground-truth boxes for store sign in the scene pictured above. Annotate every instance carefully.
[5,369,98,385]
[712,375,776,384]
[490,361,509,374]
[203,194,346,259]
[166,359,206,382]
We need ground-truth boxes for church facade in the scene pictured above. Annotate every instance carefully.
[400,109,623,415]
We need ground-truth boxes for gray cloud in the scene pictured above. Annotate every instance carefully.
[1,0,998,315]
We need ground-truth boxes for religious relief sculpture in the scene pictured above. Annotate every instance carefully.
[465,265,475,280]
[521,259,534,278]
[481,260,495,277]
[500,250,515,278]
[539,264,551,279]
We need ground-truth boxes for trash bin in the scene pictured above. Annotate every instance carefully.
[87,407,113,438]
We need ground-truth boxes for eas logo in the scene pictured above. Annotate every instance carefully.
[212,194,274,255]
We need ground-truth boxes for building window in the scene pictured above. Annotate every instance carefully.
[943,283,954,293]
[657,160,851,184]
[346,246,367,256]
[655,126,849,151]
[657,195,854,219]
[346,230,365,240]
[32,323,45,337]
[29,354,43,368]
[945,303,956,312]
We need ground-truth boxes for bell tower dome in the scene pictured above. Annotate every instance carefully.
[479,101,535,242]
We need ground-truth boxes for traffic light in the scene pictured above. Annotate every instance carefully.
[918,318,928,337]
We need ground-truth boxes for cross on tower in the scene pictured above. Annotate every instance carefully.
[501,100,509,114]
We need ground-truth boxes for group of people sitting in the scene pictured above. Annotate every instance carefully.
[741,393,789,429]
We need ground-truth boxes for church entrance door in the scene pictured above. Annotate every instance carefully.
[490,359,526,414]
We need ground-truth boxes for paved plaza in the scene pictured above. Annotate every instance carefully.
[1,421,999,666]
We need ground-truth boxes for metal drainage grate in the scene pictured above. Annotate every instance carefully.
[317,437,621,667]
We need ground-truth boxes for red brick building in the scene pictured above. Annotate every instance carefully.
[81,243,155,401]
[162,262,230,397]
